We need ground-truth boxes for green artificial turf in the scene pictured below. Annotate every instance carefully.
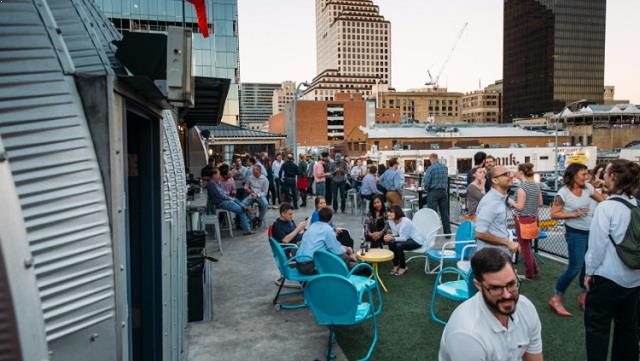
[335,257,587,361]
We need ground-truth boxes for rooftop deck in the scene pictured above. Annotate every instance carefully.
[187,204,585,360]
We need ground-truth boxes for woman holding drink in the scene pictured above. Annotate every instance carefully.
[548,163,606,317]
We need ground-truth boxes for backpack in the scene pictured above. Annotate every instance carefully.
[607,197,640,269]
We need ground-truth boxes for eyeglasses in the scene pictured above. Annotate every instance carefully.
[481,280,520,296]
[492,172,513,179]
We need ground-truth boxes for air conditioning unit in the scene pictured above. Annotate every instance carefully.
[167,26,194,108]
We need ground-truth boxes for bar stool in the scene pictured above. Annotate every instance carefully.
[200,213,224,255]
[347,188,360,215]
[215,209,234,238]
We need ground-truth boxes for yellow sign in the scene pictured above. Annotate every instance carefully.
[568,152,588,165]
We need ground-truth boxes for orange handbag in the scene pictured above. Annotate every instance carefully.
[516,215,539,240]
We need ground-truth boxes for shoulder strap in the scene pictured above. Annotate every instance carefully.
[608,197,638,210]
[607,197,638,247]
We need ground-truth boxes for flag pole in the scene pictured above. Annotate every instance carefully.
[182,0,186,28]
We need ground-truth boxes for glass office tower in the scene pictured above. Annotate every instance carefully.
[503,0,606,121]
[94,0,240,125]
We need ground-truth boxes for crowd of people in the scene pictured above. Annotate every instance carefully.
[458,151,640,361]
[202,149,640,361]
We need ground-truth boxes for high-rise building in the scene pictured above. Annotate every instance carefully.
[239,82,280,130]
[503,0,606,122]
[303,0,391,101]
[272,81,296,115]
[94,0,241,125]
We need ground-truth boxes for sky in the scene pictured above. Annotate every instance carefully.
[238,0,639,103]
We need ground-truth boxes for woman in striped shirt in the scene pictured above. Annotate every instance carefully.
[509,163,542,279]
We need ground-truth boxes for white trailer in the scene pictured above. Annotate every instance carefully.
[368,146,598,175]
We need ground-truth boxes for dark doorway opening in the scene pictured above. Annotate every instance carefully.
[125,105,162,361]
[457,158,472,175]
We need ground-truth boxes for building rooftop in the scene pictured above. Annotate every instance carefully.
[200,123,285,139]
[361,124,560,139]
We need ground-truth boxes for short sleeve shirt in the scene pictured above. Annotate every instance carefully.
[439,294,542,361]
[557,183,594,231]
[475,188,511,254]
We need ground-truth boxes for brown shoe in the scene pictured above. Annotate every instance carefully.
[548,296,572,317]
[577,292,587,311]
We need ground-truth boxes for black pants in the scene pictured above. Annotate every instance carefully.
[337,229,354,249]
[388,239,421,268]
[585,275,640,361]
[282,177,298,208]
[268,181,277,205]
[325,178,333,205]
[426,189,451,234]
[332,180,347,212]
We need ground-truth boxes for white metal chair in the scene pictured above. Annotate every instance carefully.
[406,208,444,272]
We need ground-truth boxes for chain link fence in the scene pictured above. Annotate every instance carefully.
[446,177,568,259]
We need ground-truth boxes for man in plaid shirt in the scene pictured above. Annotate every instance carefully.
[423,153,451,235]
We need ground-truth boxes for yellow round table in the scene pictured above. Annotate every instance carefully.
[356,248,394,292]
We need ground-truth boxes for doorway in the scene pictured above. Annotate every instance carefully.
[125,106,162,361]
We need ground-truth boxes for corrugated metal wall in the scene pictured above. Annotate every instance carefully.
[0,0,116,359]
[162,110,188,361]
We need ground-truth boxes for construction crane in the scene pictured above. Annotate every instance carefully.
[425,22,468,89]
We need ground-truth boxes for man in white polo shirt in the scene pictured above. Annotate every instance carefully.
[439,248,543,361]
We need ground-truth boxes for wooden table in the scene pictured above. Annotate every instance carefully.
[356,248,394,292]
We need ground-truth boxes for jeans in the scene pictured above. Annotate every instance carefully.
[217,198,252,232]
[282,177,298,208]
[555,227,588,294]
[388,239,421,268]
[585,276,640,361]
[426,189,451,234]
[254,195,268,222]
[315,182,326,199]
[331,180,347,212]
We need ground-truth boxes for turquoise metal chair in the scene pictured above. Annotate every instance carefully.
[304,274,379,361]
[425,220,476,274]
[268,238,316,310]
[430,266,477,325]
[313,250,383,316]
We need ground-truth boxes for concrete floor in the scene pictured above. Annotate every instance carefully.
[187,199,367,361]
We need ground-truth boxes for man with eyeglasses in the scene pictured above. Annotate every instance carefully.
[474,166,520,255]
[439,248,543,361]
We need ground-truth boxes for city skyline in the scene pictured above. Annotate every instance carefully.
[238,0,640,103]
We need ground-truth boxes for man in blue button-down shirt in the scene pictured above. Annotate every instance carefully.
[379,158,404,207]
[475,165,520,255]
[296,207,356,275]
[423,153,452,234]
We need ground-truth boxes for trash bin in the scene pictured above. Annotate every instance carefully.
[187,231,206,322]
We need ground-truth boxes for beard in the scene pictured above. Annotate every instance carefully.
[482,290,519,316]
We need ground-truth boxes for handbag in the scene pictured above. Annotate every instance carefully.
[515,215,539,239]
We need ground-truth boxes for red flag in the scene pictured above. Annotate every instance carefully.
[186,0,209,38]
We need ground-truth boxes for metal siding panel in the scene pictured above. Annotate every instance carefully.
[0,1,116,359]
[161,111,187,361]
[47,0,115,75]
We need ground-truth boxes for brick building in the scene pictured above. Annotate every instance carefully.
[461,90,502,123]
[375,88,463,123]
